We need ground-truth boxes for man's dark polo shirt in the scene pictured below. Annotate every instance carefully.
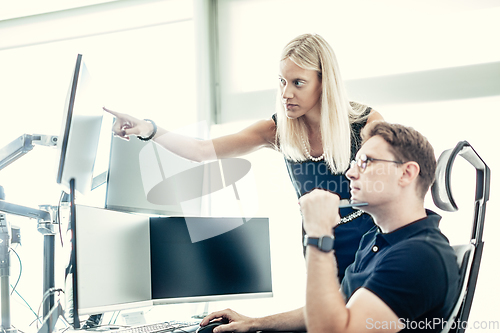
[341,210,460,332]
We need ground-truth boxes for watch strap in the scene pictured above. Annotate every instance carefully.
[303,234,335,252]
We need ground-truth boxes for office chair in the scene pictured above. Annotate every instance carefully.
[431,141,490,333]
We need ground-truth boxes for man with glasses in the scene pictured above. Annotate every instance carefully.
[300,122,459,332]
[200,122,459,333]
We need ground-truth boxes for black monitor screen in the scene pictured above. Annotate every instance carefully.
[150,217,272,303]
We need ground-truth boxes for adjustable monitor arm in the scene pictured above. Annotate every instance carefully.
[0,134,58,171]
[0,134,60,333]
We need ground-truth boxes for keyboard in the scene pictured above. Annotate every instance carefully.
[109,320,200,333]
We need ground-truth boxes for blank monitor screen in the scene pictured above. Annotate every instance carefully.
[74,205,152,315]
[150,217,273,303]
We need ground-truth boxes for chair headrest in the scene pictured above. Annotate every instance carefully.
[431,141,490,212]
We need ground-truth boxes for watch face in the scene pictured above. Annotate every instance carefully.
[319,236,334,252]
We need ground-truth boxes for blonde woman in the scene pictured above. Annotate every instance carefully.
[104,33,383,284]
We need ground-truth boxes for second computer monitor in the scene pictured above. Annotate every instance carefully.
[150,217,273,304]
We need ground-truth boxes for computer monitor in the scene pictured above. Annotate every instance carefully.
[71,205,272,317]
[55,53,105,195]
[150,217,273,304]
[73,204,152,316]
[105,136,188,216]
[105,133,259,219]
[56,54,112,329]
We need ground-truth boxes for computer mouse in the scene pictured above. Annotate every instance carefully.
[196,320,228,333]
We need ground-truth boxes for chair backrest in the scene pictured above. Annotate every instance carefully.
[440,244,474,333]
[432,141,490,333]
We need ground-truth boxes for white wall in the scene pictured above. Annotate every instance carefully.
[216,0,500,122]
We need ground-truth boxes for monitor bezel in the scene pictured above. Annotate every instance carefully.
[55,53,105,196]
[149,216,273,305]
[56,54,82,187]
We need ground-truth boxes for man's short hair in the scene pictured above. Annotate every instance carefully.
[362,122,436,199]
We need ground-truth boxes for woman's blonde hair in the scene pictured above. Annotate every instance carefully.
[275,33,369,173]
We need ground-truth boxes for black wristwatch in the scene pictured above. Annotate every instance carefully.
[303,235,335,252]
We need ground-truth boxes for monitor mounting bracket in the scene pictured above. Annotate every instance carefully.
[0,134,64,333]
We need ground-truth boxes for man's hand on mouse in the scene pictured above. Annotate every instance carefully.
[200,308,256,333]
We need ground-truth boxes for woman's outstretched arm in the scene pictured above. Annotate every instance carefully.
[104,107,277,162]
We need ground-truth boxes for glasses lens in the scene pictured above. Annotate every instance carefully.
[353,158,362,172]
[356,154,369,173]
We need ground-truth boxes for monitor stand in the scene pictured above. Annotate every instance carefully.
[191,302,210,320]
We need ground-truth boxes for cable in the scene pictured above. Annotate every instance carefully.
[9,246,22,295]
[11,288,41,325]
[59,327,71,333]
[112,311,122,325]
[36,288,65,330]
[108,311,117,325]
[8,246,41,324]
[12,325,25,333]
[12,288,38,318]
[29,316,41,327]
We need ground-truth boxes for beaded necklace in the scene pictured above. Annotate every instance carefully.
[301,134,325,162]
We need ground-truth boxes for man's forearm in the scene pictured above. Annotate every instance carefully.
[305,247,348,333]
[252,307,306,332]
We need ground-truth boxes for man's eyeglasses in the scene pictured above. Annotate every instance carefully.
[350,154,404,173]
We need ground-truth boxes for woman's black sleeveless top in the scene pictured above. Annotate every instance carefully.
[272,110,375,282]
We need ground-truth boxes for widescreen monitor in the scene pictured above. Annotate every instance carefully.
[71,206,272,318]
[150,217,273,304]
[55,53,106,195]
